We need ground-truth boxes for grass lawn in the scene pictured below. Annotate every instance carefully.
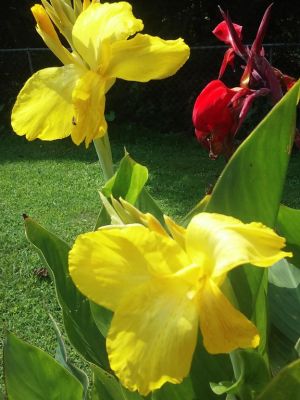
[1,123,300,389]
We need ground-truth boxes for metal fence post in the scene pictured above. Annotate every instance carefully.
[26,48,34,74]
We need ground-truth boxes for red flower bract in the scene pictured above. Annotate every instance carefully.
[192,80,238,158]
[212,21,243,47]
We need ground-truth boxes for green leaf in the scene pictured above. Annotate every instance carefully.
[24,216,109,369]
[102,153,148,204]
[268,260,300,373]
[136,189,165,226]
[256,359,300,400]
[151,378,196,400]
[51,316,89,399]
[90,302,113,338]
[181,194,211,227]
[204,81,300,353]
[276,204,300,268]
[189,339,233,400]
[91,365,145,400]
[4,333,83,400]
[210,350,270,399]
[269,326,299,375]
[295,338,300,357]
[97,153,165,228]
[205,81,299,225]
[94,205,111,231]
[269,260,300,342]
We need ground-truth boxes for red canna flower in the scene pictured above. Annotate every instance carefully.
[213,5,295,100]
[192,80,239,159]
[192,80,269,159]
[194,5,298,160]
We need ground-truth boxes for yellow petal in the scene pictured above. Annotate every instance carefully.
[31,4,73,65]
[198,279,260,354]
[40,0,74,45]
[72,2,143,69]
[186,213,292,278]
[164,215,186,249]
[46,0,75,43]
[31,4,59,42]
[12,65,82,141]
[107,34,190,82]
[69,225,190,311]
[82,0,91,11]
[71,70,107,146]
[118,198,167,236]
[107,279,198,395]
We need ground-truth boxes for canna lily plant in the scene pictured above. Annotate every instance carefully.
[193,4,297,159]
[4,2,300,400]
[69,205,290,395]
[11,0,189,179]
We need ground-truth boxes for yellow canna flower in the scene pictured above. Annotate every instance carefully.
[11,1,190,147]
[69,212,291,395]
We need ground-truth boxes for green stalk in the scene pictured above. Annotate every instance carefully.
[93,133,114,181]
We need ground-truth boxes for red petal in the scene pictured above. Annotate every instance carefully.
[192,80,237,155]
[251,4,273,55]
[219,48,235,78]
[213,21,243,46]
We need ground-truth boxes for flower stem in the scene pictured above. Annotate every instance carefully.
[93,133,114,181]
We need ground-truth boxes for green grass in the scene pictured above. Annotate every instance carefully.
[1,123,300,391]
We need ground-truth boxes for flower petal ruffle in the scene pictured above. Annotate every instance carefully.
[198,279,260,353]
[107,279,198,395]
[72,2,143,69]
[69,224,190,311]
[186,212,291,278]
[12,65,82,141]
[71,70,107,146]
[108,34,190,82]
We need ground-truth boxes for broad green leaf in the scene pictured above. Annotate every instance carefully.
[269,326,299,375]
[276,204,300,268]
[269,260,300,343]
[189,339,233,400]
[210,350,270,399]
[268,260,300,373]
[102,153,148,204]
[51,316,89,399]
[256,359,300,400]
[205,81,299,225]
[136,189,165,225]
[152,378,196,400]
[181,194,211,227]
[4,333,83,400]
[90,302,113,338]
[94,205,111,230]
[24,216,109,369]
[295,338,300,357]
[96,153,165,228]
[91,365,145,400]
[204,80,300,353]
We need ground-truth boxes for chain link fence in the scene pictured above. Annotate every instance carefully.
[1,44,299,133]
